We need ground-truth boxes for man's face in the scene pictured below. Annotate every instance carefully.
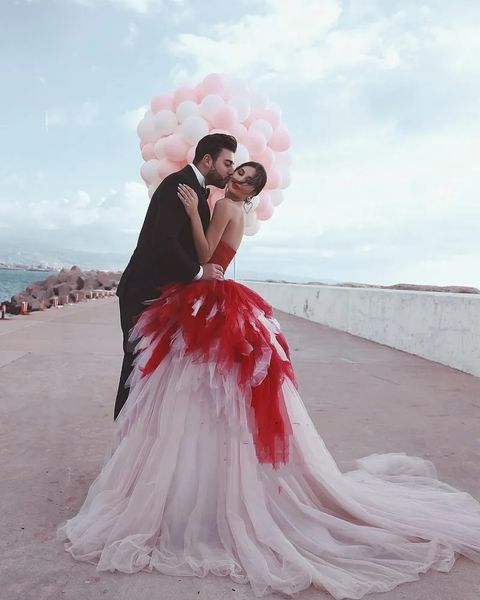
[205,149,235,188]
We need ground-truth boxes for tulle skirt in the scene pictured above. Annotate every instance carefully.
[57,280,480,599]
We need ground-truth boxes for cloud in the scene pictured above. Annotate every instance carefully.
[170,0,480,104]
[0,181,150,255]
[169,0,419,84]
[121,105,148,131]
[71,0,185,14]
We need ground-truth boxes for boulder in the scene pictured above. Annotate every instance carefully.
[53,282,73,297]
[9,266,124,312]
[29,298,45,311]
[77,275,97,290]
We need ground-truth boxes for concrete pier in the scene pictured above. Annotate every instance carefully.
[1,297,479,599]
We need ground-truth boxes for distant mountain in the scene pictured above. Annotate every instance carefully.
[0,243,338,284]
[0,243,129,272]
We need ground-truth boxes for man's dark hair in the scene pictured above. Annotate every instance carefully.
[193,133,237,164]
[236,161,268,196]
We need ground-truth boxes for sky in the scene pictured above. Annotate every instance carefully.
[1,0,480,286]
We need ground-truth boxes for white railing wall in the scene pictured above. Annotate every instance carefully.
[243,282,480,377]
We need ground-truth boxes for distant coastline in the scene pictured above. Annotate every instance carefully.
[0,265,56,273]
[0,261,58,273]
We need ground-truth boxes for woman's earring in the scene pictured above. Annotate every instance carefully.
[244,198,253,214]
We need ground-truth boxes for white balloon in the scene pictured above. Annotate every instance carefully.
[141,159,161,184]
[228,94,251,122]
[148,181,160,198]
[179,115,209,145]
[234,143,250,166]
[249,119,273,142]
[154,109,177,136]
[270,190,284,206]
[137,117,157,143]
[244,216,261,236]
[200,94,224,122]
[176,100,200,123]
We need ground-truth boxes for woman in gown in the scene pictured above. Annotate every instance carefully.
[57,162,480,600]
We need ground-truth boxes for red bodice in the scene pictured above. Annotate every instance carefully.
[209,240,236,271]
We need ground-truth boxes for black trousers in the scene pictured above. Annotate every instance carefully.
[114,294,145,420]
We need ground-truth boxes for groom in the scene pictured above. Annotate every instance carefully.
[114,133,238,419]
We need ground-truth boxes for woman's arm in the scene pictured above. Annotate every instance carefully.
[178,184,231,263]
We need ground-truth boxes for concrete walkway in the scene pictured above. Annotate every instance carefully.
[1,297,479,600]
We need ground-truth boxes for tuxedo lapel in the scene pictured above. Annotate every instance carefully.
[181,165,210,230]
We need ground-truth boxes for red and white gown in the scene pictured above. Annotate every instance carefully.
[58,240,480,599]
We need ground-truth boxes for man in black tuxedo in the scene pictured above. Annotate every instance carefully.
[114,133,237,419]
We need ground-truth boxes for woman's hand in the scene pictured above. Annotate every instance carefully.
[177,184,199,218]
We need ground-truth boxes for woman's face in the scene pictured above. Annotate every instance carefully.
[227,165,257,200]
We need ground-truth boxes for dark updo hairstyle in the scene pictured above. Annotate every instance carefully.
[193,133,238,163]
[236,161,268,196]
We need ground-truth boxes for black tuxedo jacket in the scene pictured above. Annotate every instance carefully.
[116,165,210,303]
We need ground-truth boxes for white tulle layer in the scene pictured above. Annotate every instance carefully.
[57,339,480,599]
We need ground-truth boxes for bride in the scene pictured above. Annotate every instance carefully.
[57,162,480,599]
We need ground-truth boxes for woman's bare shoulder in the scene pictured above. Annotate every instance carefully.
[213,198,236,215]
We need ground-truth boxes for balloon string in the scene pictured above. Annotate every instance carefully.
[233,256,236,281]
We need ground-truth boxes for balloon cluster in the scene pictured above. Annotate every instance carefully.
[138,73,291,236]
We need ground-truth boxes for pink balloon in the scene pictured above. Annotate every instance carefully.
[154,138,167,159]
[151,93,174,114]
[202,73,226,96]
[195,82,206,101]
[164,134,189,162]
[173,84,198,108]
[269,127,291,152]
[243,110,261,129]
[265,167,282,190]
[158,157,182,179]
[141,143,156,161]
[230,122,248,143]
[254,146,275,170]
[256,193,274,221]
[256,108,281,129]
[210,104,237,129]
[243,130,267,156]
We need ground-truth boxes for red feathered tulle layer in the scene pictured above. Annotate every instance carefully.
[133,280,297,468]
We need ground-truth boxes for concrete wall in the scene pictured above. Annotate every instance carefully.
[243,281,480,377]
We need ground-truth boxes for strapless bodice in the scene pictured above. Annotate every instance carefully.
[209,239,236,271]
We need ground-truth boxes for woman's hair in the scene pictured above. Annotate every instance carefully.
[193,133,238,163]
[236,161,268,196]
